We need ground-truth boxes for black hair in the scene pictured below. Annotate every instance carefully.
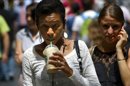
[98,3,124,25]
[0,0,4,9]
[82,0,93,10]
[31,9,36,21]
[26,2,38,21]
[35,0,65,26]
[26,2,37,11]
[71,2,80,14]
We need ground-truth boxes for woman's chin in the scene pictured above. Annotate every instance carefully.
[105,39,118,45]
[106,36,117,42]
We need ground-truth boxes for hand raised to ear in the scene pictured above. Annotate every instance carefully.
[116,27,128,49]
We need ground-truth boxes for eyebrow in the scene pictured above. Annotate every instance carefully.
[101,22,121,25]
[39,21,61,26]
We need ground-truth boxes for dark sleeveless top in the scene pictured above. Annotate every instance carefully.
[90,46,127,86]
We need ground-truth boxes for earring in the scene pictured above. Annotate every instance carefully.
[64,32,68,39]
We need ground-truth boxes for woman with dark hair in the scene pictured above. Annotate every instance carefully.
[22,0,100,86]
[90,3,130,86]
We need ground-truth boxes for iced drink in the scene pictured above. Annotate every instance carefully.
[43,44,59,73]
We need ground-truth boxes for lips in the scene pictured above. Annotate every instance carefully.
[46,38,55,41]
[105,35,119,42]
[105,35,115,40]
[46,38,55,42]
[105,34,116,38]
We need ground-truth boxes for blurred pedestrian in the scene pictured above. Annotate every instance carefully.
[87,19,102,47]
[15,2,40,86]
[14,0,27,31]
[0,0,16,81]
[0,15,10,81]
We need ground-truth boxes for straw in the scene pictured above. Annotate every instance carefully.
[50,34,53,47]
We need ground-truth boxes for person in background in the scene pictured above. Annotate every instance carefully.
[15,2,40,86]
[61,0,83,16]
[71,0,98,45]
[22,0,100,86]
[66,2,80,39]
[0,0,16,81]
[87,19,102,47]
[15,2,39,65]
[14,0,27,31]
[90,3,130,86]
[0,15,10,81]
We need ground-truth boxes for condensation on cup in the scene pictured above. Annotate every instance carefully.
[43,44,59,73]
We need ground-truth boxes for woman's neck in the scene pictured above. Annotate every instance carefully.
[30,30,38,37]
[97,41,116,53]
[55,38,64,49]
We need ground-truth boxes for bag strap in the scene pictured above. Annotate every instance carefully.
[74,40,83,74]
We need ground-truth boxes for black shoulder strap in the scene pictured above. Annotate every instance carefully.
[74,40,83,74]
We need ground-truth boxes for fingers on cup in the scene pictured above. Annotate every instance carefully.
[48,60,64,68]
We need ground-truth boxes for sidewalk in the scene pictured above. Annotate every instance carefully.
[0,65,20,86]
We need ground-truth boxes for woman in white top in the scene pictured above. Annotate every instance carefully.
[22,0,100,86]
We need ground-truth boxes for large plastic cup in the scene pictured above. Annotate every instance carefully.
[43,44,59,73]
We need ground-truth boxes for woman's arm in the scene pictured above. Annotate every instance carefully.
[116,28,130,86]
[2,32,10,63]
[0,16,10,63]
[116,48,130,86]
[15,39,23,65]
[127,48,130,69]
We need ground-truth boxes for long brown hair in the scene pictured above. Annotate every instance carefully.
[98,3,124,25]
